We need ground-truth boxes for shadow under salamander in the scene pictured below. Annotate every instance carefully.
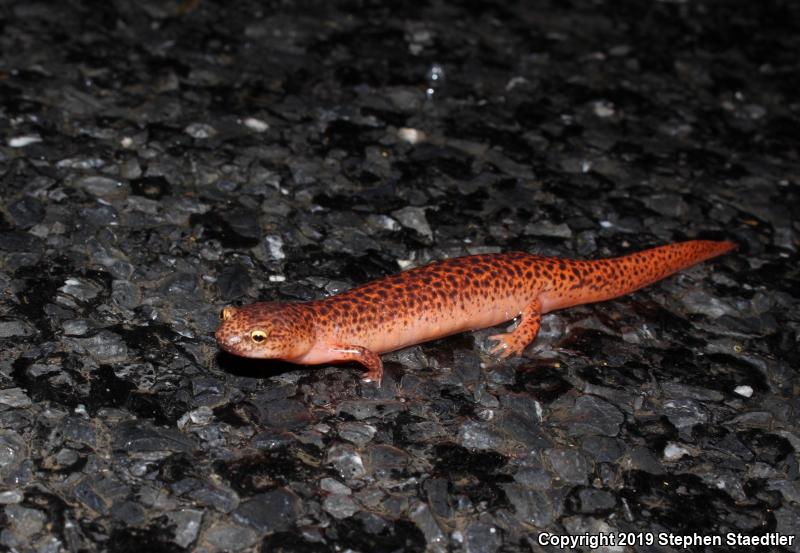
[215,351,305,379]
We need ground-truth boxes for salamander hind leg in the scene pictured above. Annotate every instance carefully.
[489,298,542,359]
[329,345,384,385]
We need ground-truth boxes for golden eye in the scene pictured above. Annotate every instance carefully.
[251,330,268,343]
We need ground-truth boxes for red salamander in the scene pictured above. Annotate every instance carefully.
[215,240,735,384]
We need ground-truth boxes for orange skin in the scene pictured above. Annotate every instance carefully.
[215,240,735,385]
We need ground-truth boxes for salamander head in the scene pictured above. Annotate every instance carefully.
[215,302,315,361]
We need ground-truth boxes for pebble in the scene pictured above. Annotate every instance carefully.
[0,320,35,338]
[233,489,301,533]
[69,330,128,363]
[0,388,32,409]
[663,442,692,461]
[0,490,24,504]
[0,431,28,482]
[392,207,433,240]
[166,509,203,548]
[323,494,358,519]
[203,520,259,551]
[544,448,589,485]
[8,196,45,228]
[337,421,377,447]
[327,444,366,480]
[663,399,709,429]
[62,319,90,336]
[243,117,269,132]
[113,421,195,453]
[60,277,103,302]
[397,128,426,144]
[561,396,625,437]
[184,123,217,139]
[73,175,128,199]
[8,135,42,147]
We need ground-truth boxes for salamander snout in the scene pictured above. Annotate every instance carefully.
[215,323,242,349]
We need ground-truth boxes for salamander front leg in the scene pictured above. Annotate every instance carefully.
[330,345,384,385]
[489,298,542,359]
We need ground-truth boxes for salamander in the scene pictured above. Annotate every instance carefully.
[215,240,735,384]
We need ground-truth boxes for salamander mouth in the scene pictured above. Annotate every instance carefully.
[215,328,244,353]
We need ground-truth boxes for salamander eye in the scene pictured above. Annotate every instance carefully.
[251,330,268,343]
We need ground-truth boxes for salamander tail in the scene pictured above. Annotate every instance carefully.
[612,240,736,292]
[541,240,736,312]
